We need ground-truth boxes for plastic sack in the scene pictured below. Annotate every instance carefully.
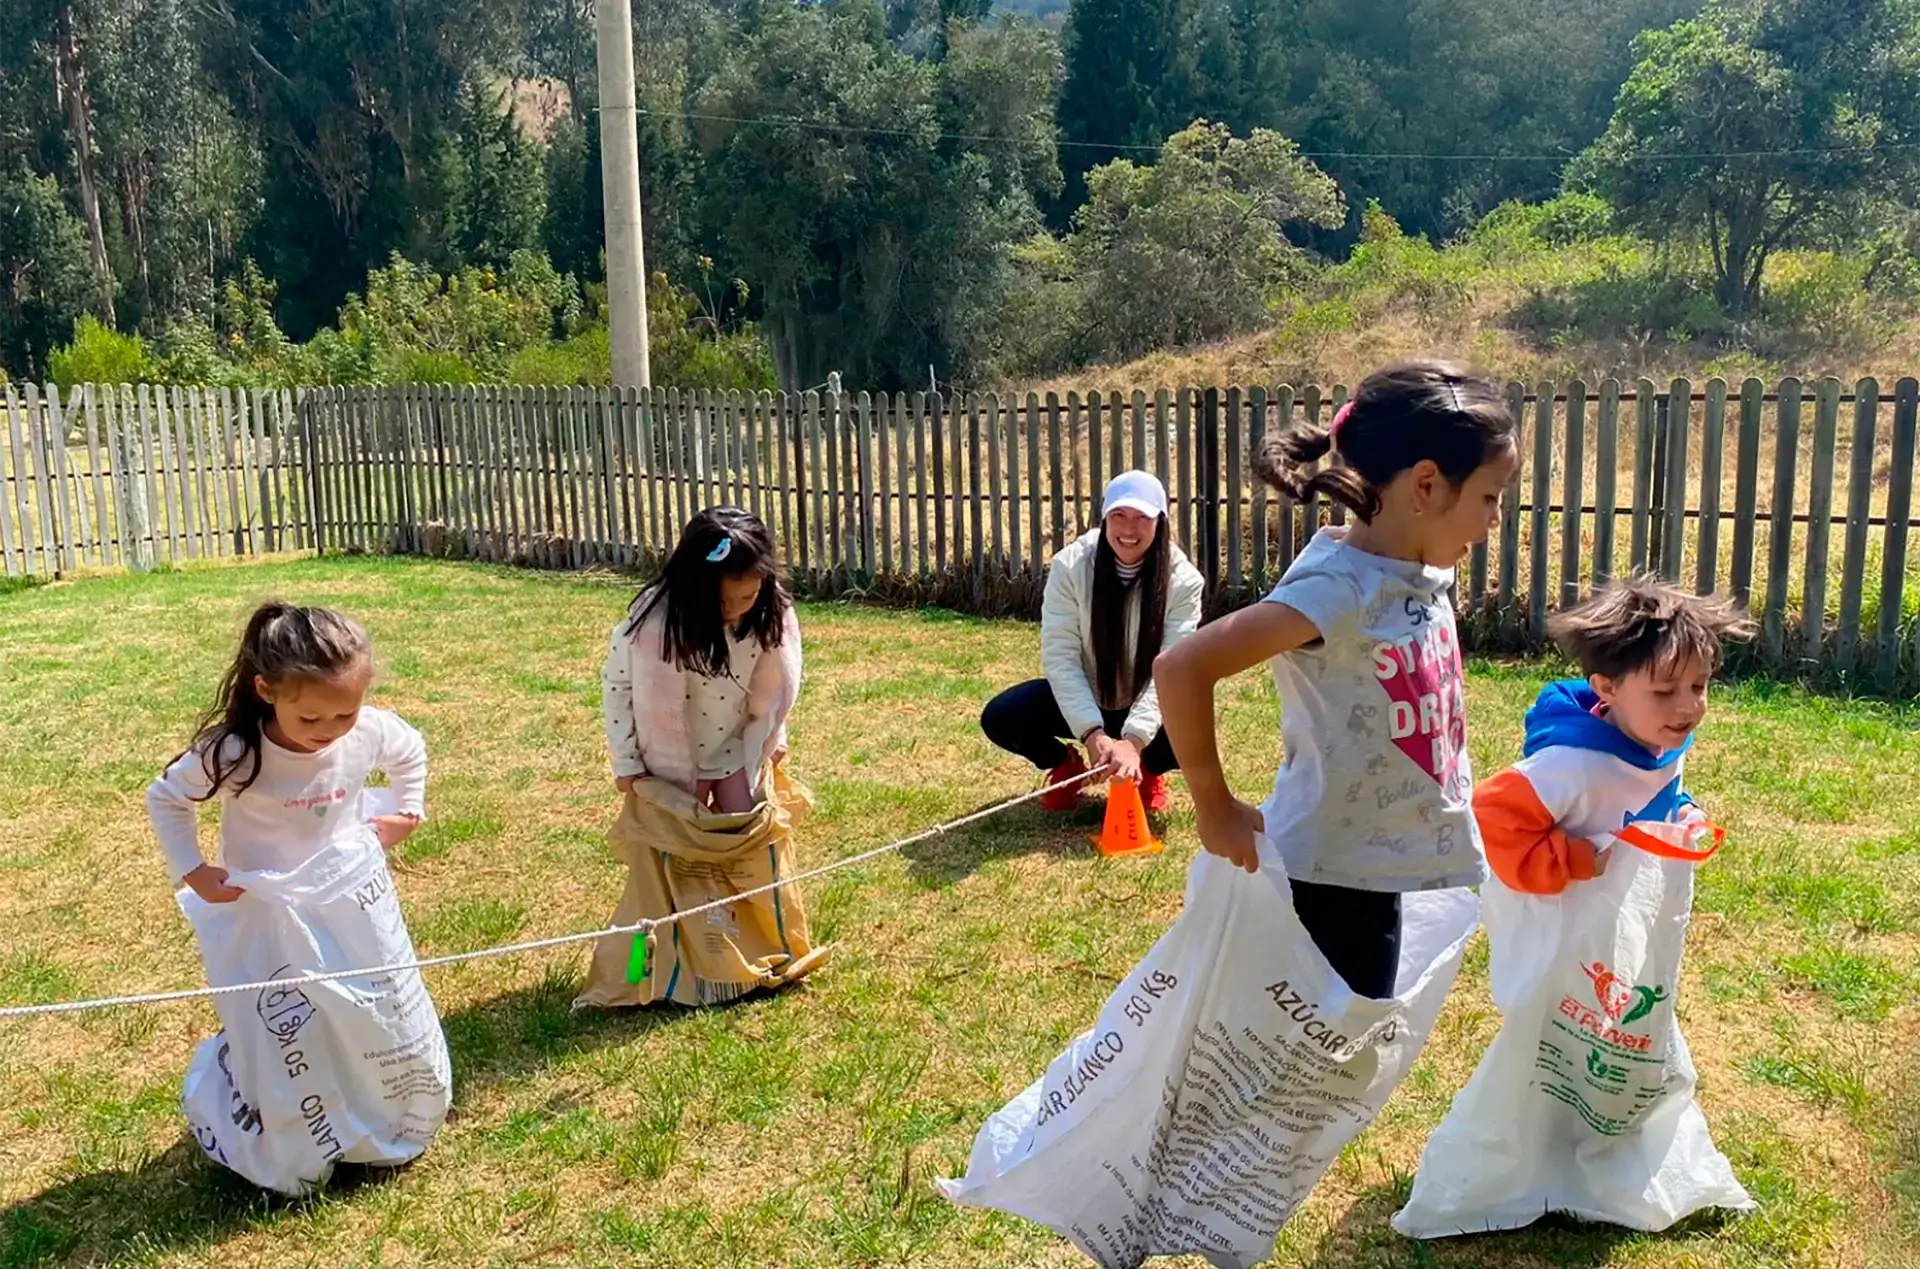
[1392,819,1754,1237]
[939,836,1479,1269]
[179,792,451,1196]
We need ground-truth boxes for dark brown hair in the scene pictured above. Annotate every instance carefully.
[1091,514,1171,708]
[179,603,372,798]
[1254,359,1516,521]
[1549,576,1754,681]
[627,506,789,676]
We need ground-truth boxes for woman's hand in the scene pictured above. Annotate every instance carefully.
[615,774,640,795]
[1194,794,1265,874]
[183,863,245,903]
[1106,737,1144,784]
[1083,730,1116,782]
[372,814,421,851]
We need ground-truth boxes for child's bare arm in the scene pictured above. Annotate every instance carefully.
[1155,602,1322,873]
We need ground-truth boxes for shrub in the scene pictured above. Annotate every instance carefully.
[48,316,153,388]
[506,325,613,386]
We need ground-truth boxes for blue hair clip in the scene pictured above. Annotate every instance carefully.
[706,537,734,563]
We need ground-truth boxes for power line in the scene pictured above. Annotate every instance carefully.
[635,105,1920,164]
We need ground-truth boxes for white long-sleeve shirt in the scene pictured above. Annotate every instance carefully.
[147,706,428,882]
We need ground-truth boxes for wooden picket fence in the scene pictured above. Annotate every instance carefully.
[0,384,308,577]
[5,378,1919,690]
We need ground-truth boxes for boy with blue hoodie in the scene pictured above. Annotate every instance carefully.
[1475,578,1752,894]
[1392,576,1756,1238]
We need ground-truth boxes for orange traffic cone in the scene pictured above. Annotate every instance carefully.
[1090,778,1165,857]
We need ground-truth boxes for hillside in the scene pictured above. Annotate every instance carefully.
[1020,204,1920,394]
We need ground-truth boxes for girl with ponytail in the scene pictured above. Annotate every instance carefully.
[1156,360,1519,998]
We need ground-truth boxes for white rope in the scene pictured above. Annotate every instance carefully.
[0,765,1112,1020]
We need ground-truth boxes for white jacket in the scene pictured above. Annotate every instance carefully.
[1041,528,1206,746]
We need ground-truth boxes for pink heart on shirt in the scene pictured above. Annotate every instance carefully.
[1371,618,1467,785]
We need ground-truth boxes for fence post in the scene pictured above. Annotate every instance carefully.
[1801,377,1841,666]
[114,388,154,573]
[1761,378,1803,665]
[1729,379,1765,606]
[1528,385,1554,642]
[1225,385,1243,595]
[1647,389,1669,577]
[1592,379,1620,588]
[1880,378,1918,688]
[1836,379,1879,676]
[1200,387,1221,594]
[300,391,325,555]
[1560,380,1587,606]
[1660,378,1692,581]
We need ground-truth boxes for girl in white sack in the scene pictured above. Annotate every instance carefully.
[148,602,448,1194]
[939,364,1514,1266]
[1158,360,1520,998]
[582,506,823,1008]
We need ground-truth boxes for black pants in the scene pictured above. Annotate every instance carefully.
[1291,879,1402,1000]
[980,679,1179,776]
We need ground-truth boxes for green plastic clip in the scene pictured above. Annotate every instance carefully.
[626,928,652,984]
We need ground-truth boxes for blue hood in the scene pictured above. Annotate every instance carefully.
[1521,680,1689,769]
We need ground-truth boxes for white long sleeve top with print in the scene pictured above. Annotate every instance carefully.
[146,706,429,883]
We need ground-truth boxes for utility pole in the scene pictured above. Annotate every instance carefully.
[596,0,652,389]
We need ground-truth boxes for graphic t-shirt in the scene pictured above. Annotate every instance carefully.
[1259,528,1484,892]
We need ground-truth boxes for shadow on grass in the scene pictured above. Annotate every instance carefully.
[0,977,782,1267]
[897,796,1126,887]
[0,1138,409,1269]
[1310,1178,1743,1267]
[439,964,788,1100]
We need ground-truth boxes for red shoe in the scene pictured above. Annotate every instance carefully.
[1138,770,1171,813]
[1041,751,1088,813]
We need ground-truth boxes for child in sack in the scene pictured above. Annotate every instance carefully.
[1476,577,1751,892]
[1159,359,1519,997]
[578,506,826,1008]
[1393,577,1757,1236]
[147,602,450,1195]
[936,362,1516,1267]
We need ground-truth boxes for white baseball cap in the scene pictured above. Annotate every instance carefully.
[1102,470,1168,521]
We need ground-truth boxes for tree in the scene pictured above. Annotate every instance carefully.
[432,81,548,271]
[693,1,1058,389]
[1582,0,1920,317]
[0,167,96,375]
[203,0,520,334]
[92,0,261,330]
[1055,0,1196,210]
[1008,121,1343,371]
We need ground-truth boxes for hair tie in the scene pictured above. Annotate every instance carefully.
[1329,401,1355,442]
[706,537,734,563]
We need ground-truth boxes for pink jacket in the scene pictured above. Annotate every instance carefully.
[601,595,802,797]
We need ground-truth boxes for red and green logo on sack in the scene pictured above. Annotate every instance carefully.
[1583,961,1668,1025]
[1555,961,1668,1052]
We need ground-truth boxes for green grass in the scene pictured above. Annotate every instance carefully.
[2,555,1917,1268]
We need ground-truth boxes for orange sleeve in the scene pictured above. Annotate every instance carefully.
[1475,769,1600,895]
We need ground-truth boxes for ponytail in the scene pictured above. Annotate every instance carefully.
[1254,360,1515,524]
[1253,422,1382,522]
